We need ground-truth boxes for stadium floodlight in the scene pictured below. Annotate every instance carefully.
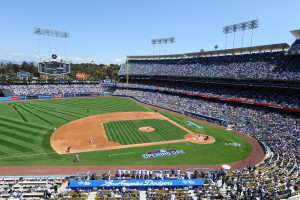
[223,19,259,49]
[151,37,175,56]
[151,37,175,44]
[240,22,247,48]
[34,27,70,62]
[33,27,70,38]
[249,19,259,46]
[223,26,231,49]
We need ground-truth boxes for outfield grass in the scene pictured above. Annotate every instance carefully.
[0,97,252,166]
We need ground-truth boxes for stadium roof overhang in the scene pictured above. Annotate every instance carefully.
[290,29,300,38]
[127,43,290,60]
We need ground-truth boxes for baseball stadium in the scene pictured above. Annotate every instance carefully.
[0,1,300,200]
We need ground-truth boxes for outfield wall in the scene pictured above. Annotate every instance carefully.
[0,93,104,102]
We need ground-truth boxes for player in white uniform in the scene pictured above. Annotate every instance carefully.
[90,136,94,143]
[74,154,80,162]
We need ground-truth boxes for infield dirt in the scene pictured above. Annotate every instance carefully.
[50,112,215,154]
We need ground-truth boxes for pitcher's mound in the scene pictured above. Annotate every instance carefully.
[139,126,155,132]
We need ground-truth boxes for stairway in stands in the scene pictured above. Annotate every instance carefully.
[1,89,14,96]
[139,191,147,200]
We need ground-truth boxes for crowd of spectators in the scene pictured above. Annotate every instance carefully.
[147,187,193,200]
[119,51,300,80]
[114,89,299,141]
[0,177,65,199]
[114,88,299,198]
[286,38,300,55]
[117,81,300,109]
[8,83,104,96]
[114,169,197,180]
[96,188,140,199]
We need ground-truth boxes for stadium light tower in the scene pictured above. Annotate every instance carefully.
[151,37,175,56]
[231,24,239,49]
[33,27,70,61]
[223,26,231,50]
[240,22,247,48]
[249,19,259,47]
[223,19,259,49]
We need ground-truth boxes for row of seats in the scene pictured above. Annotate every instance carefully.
[96,188,140,199]
[119,51,300,80]
[117,81,300,109]
[0,177,65,199]
[8,84,104,96]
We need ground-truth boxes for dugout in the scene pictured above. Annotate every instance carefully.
[184,111,226,126]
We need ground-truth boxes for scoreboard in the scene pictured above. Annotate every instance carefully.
[38,61,71,74]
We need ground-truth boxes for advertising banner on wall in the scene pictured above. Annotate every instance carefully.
[19,95,27,100]
[101,80,114,83]
[76,73,87,78]
[89,93,100,97]
[11,96,20,101]
[52,94,63,98]
[0,97,12,101]
[69,179,203,188]
[38,94,52,99]
[17,72,30,78]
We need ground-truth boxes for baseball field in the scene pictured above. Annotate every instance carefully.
[0,97,253,166]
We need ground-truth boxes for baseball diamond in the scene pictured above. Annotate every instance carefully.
[0,97,258,169]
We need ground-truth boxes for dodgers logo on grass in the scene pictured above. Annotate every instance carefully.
[142,149,184,159]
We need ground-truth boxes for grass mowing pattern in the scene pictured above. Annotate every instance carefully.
[105,119,188,145]
[0,97,149,165]
[0,97,252,166]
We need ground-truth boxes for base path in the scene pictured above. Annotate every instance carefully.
[50,112,215,154]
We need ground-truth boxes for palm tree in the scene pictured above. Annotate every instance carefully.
[214,45,218,50]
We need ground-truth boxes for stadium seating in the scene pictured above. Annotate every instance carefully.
[117,81,300,109]
[0,177,65,199]
[8,83,104,96]
[113,86,299,199]
[286,38,300,55]
[119,51,300,80]
[96,188,140,199]
[1,47,299,199]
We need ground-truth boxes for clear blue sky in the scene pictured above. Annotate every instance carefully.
[0,0,299,64]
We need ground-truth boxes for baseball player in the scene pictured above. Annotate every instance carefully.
[90,136,94,143]
[74,154,80,162]
[67,146,71,153]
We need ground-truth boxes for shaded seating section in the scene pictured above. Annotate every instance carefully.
[117,81,300,109]
[286,38,300,55]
